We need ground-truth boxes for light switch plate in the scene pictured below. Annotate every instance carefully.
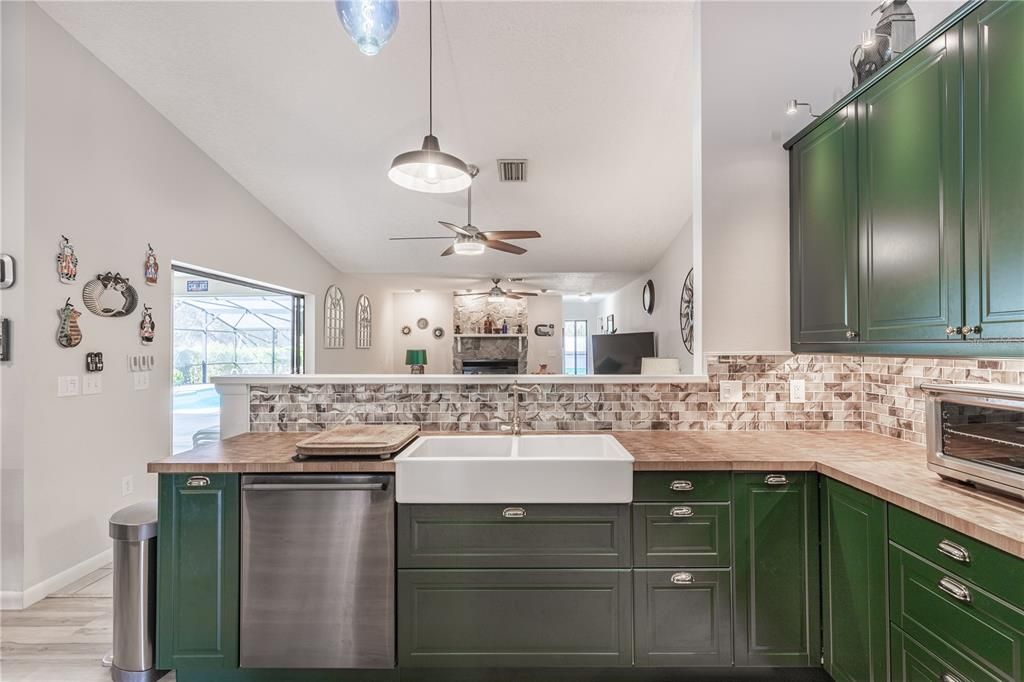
[83,374,103,395]
[719,380,743,402]
[133,372,150,390]
[57,375,80,397]
[789,379,806,403]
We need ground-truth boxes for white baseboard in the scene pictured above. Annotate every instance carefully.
[1,547,113,610]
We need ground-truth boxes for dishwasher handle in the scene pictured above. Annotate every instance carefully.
[241,474,390,492]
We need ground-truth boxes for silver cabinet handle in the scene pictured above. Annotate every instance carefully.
[960,325,981,337]
[937,539,971,564]
[669,506,694,518]
[243,482,386,491]
[764,474,789,486]
[670,572,694,585]
[845,329,859,339]
[669,480,694,492]
[502,507,527,519]
[940,673,965,682]
[938,576,972,603]
[945,326,958,336]
[186,475,210,488]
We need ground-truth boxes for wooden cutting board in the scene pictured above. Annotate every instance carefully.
[295,424,420,458]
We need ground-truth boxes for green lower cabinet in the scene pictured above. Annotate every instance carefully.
[821,479,888,682]
[891,625,1001,682]
[156,473,240,671]
[633,568,733,667]
[632,502,731,568]
[397,569,633,668]
[733,472,820,667]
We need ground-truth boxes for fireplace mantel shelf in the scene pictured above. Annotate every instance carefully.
[454,333,527,352]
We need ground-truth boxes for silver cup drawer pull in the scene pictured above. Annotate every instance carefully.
[938,576,972,603]
[502,507,527,519]
[670,572,694,585]
[669,506,694,518]
[186,475,211,488]
[941,673,965,682]
[937,539,971,564]
[764,474,789,486]
[669,480,694,492]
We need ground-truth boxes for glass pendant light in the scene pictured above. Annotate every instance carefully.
[335,0,399,56]
[388,0,472,194]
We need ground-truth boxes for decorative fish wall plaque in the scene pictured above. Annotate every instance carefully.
[140,305,155,345]
[82,272,138,317]
[57,298,83,348]
[56,235,78,284]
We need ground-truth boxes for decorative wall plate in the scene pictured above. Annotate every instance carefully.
[56,298,83,348]
[416,317,429,330]
[642,279,655,314]
[432,326,445,339]
[144,244,159,285]
[82,272,138,317]
[680,267,694,355]
[401,325,411,336]
[56,235,78,284]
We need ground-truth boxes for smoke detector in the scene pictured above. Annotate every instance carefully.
[497,159,527,182]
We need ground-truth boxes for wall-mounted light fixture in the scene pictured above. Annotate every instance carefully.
[860,29,877,48]
[786,99,820,118]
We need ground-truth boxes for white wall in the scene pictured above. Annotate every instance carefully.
[699,0,962,353]
[600,222,694,373]
[525,295,563,374]
[390,291,453,373]
[0,4,389,603]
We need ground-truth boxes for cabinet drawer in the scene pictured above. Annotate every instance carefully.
[891,625,1001,682]
[889,505,1024,608]
[634,569,733,667]
[633,503,731,568]
[890,544,1024,681]
[398,504,630,568]
[633,472,731,502]
[398,569,633,667]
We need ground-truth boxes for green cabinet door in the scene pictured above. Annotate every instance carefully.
[156,473,239,671]
[733,472,820,667]
[858,25,964,342]
[963,1,1024,341]
[821,479,888,682]
[790,102,860,345]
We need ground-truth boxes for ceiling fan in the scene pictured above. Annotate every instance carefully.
[389,166,541,257]
[455,278,539,301]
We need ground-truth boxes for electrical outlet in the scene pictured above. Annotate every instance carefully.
[719,380,743,402]
[57,375,80,397]
[121,475,134,497]
[790,379,806,403]
[83,374,103,395]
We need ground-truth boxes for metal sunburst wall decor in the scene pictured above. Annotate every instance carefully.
[680,268,694,355]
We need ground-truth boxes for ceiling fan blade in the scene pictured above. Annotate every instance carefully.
[439,221,473,237]
[509,291,539,297]
[506,294,524,300]
[389,236,453,240]
[454,291,486,296]
[440,245,456,257]
[479,230,541,241]
[483,240,527,255]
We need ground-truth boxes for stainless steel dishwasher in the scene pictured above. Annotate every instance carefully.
[240,474,394,669]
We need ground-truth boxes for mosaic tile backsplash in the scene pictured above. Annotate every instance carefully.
[249,355,1024,445]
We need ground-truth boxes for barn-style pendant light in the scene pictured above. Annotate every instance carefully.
[388,0,471,194]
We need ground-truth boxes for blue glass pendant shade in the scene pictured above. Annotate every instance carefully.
[335,0,399,56]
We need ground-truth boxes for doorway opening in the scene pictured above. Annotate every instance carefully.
[172,265,304,453]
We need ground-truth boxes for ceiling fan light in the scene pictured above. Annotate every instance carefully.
[452,236,485,256]
[487,293,505,303]
[388,135,472,194]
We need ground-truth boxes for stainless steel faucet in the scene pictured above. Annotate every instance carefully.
[506,380,543,436]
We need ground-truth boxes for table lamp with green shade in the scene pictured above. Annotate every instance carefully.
[405,349,427,374]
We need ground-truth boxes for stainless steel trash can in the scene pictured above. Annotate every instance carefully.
[108,501,164,682]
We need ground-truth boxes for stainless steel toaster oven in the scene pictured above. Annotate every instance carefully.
[924,383,1024,500]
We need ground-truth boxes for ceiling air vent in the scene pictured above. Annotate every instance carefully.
[497,159,527,182]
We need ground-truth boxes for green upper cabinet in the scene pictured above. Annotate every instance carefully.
[156,473,240,671]
[858,25,964,342]
[790,102,860,344]
[963,1,1024,341]
[733,472,820,667]
[821,479,888,682]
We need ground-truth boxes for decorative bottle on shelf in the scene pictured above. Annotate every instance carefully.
[515,323,524,334]
[454,324,462,335]
[501,319,509,334]
[483,315,493,334]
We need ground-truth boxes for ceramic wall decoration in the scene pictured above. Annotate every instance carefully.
[82,272,138,317]
[432,326,445,339]
[680,267,695,354]
[56,235,78,284]
[144,244,159,285]
[56,298,83,348]
[416,317,429,330]
[140,305,156,345]
[401,325,411,336]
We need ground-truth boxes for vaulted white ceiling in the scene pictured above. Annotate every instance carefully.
[41,1,694,277]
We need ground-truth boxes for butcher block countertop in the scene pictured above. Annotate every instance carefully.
[149,430,1024,559]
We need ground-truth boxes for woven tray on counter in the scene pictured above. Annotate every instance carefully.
[295,424,420,459]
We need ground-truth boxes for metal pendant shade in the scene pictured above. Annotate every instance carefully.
[388,0,471,194]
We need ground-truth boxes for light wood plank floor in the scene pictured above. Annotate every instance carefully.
[1,567,176,682]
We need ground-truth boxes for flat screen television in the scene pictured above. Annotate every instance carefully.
[592,332,656,375]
